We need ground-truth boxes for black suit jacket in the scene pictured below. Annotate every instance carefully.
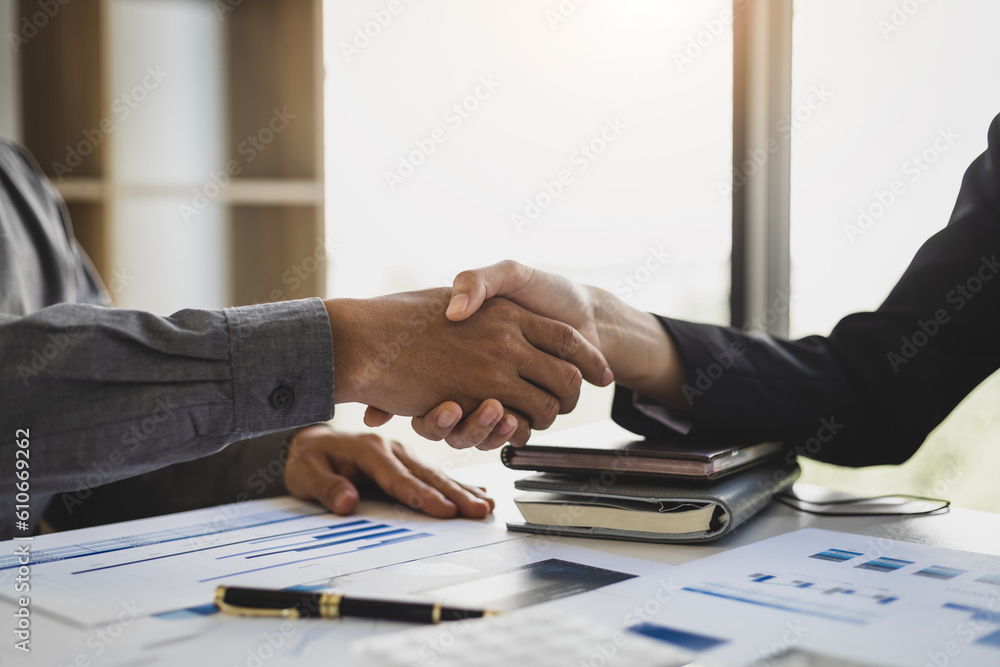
[614,112,1000,467]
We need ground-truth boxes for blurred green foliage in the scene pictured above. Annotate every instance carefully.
[799,369,1000,513]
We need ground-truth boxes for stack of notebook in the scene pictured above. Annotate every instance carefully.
[503,422,799,543]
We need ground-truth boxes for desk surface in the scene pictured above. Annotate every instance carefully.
[452,461,1000,563]
[6,460,1000,666]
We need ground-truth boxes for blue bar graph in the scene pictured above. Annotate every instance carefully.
[810,548,864,563]
[855,557,914,573]
[0,506,330,571]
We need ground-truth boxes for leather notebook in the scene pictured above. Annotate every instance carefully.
[507,458,800,543]
[500,435,782,481]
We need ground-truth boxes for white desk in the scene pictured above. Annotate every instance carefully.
[454,462,1000,564]
[5,461,1000,666]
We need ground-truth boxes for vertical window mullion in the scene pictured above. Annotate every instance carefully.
[731,0,793,336]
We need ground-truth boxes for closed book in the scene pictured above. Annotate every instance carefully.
[507,458,800,543]
[501,434,782,481]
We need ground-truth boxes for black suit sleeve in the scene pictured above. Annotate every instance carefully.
[614,112,1000,467]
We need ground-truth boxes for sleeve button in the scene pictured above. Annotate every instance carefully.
[270,387,294,409]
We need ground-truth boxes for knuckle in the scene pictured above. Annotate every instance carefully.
[317,478,345,503]
[499,259,528,281]
[454,269,477,285]
[445,432,475,450]
[486,367,513,392]
[533,394,560,428]
[561,363,583,395]
[560,389,580,415]
[359,432,387,449]
[422,467,448,487]
[511,422,532,447]
[556,325,581,360]
[414,418,443,441]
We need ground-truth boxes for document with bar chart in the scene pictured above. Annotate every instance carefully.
[630,528,1000,667]
[0,496,516,626]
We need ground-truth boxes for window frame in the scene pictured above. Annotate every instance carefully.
[731,0,793,336]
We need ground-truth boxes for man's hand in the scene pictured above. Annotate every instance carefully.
[444,261,686,405]
[324,288,613,429]
[447,261,603,347]
[284,425,495,518]
[401,262,690,448]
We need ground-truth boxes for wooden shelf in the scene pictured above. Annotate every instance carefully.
[19,0,325,307]
[55,178,323,206]
[52,178,105,202]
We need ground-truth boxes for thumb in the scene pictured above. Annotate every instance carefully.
[310,469,360,515]
[446,260,534,321]
[364,405,394,427]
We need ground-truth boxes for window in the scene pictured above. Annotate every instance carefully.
[789,0,1000,511]
[324,0,733,454]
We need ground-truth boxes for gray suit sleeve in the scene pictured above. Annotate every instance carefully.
[1,297,335,538]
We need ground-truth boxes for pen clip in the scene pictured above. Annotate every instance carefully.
[214,587,301,618]
[214,586,342,619]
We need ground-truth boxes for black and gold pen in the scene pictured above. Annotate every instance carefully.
[214,586,501,624]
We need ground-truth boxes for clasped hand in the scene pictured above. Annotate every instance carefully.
[324,285,614,449]
[358,261,686,450]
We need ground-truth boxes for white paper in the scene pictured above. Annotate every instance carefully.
[593,528,1000,666]
[0,496,517,627]
[1,515,668,666]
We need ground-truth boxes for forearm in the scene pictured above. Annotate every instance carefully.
[324,297,373,405]
[0,298,334,536]
[589,288,689,411]
[323,289,609,427]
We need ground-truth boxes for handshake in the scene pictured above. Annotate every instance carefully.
[324,260,690,450]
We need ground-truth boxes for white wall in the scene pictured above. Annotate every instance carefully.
[109,0,229,315]
[790,0,1000,337]
[324,0,735,449]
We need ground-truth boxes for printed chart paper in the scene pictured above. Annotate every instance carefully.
[0,496,517,626]
[607,528,1000,666]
